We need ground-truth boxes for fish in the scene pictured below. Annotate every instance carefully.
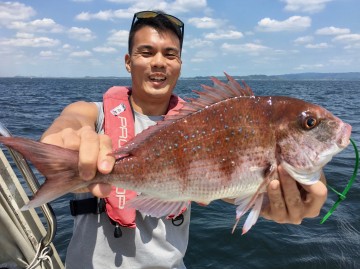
[0,73,352,234]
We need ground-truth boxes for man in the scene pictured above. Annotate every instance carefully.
[41,11,327,268]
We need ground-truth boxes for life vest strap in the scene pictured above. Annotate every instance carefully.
[70,197,106,216]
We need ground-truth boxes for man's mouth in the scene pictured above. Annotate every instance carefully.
[149,75,166,82]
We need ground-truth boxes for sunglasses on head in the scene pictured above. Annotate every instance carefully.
[130,11,184,49]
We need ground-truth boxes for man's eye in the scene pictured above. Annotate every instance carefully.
[141,51,152,56]
[166,52,178,58]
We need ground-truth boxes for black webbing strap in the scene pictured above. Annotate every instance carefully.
[70,197,105,216]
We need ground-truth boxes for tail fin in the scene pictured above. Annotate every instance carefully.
[0,136,87,209]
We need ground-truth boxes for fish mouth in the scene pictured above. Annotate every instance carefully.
[315,122,352,168]
[336,123,352,148]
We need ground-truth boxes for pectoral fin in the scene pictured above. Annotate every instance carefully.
[241,193,264,235]
[126,195,189,219]
[232,193,264,234]
[232,164,275,234]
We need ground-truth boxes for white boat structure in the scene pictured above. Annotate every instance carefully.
[0,124,64,269]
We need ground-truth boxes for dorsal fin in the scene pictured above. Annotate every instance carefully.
[113,73,254,157]
[171,72,254,118]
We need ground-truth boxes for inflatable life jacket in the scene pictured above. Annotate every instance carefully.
[103,86,184,231]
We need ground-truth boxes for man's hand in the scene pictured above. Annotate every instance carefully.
[261,165,328,224]
[41,125,114,198]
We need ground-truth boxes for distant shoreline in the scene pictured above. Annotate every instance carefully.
[1,72,360,81]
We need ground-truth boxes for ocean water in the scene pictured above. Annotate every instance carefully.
[0,77,359,268]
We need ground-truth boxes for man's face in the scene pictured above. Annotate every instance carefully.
[125,26,182,104]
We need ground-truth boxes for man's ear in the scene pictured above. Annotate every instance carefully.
[125,54,131,73]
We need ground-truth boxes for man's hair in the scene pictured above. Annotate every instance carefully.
[128,11,183,55]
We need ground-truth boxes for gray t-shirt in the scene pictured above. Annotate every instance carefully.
[65,102,190,269]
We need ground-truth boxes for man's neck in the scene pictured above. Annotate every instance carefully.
[129,95,170,116]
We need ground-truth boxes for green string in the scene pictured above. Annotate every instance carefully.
[320,138,359,224]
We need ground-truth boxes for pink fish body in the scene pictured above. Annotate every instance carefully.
[0,74,351,234]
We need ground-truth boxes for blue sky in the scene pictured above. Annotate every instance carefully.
[0,0,359,77]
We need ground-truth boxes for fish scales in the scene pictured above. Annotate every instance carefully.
[109,97,279,203]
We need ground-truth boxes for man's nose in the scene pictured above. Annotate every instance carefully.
[151,53,166,68]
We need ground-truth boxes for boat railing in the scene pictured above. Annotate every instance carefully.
[0,123,64,269]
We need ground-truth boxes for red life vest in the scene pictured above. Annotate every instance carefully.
[103,86,184,228]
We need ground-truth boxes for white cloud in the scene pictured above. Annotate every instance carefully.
[93,46,117,53]
[294,35,313,44]
[39,50,56,57]
[188,17,224,29]
[294,63,324,70]
[0,33,60,47]
[332,34,360,43]
[332,34,360,50]
[106,0,141,3]
[146,0,207,13]
[98,0,207,15]
[187,38,213,48]
[0,45,16,55]
[190,49,217,63]
[190,58,205,63]
[194,50,217,58]
[7,18,64,33]
[221,42,269,55]
[75,0,208,21]
[315,26,350,35]
[107,30,129,47]
[281,0,333,13]
[70,50,92,57]
[0,2,35,25]
[257,16,311,32]
[329,58,353,66]
[68,27,96,41]
[76,10,131,21]
[305,42,329,49]
[205,30,243,40]
[112,9,135,19]
[75,12,91,21]
[344,43,360,50]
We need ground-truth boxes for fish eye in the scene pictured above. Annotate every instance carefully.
[303,116,317,130]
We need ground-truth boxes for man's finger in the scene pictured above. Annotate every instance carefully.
[98,134,115,174]
[61,128,81,150]
[78,126,99,180]
[262,179,287,223]
[301,181,328,218]
[88,183,112,198]
[278,166,304,224]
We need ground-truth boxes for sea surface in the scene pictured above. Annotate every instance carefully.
[0,77,359,269]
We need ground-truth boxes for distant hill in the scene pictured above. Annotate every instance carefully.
[191,72,360,81]
[232,72,360,81]
[6,72,360,80]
